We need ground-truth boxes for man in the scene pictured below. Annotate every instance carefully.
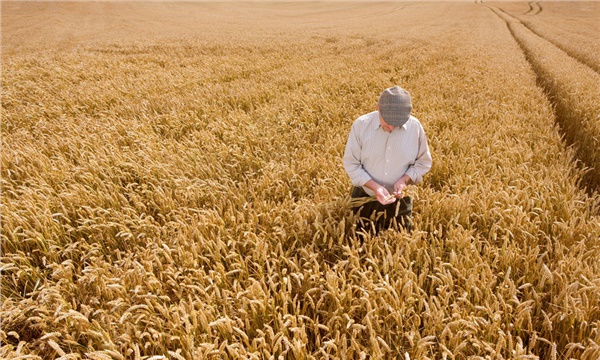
[343,86,432,235]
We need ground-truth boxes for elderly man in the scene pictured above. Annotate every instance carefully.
[343,86,432,235]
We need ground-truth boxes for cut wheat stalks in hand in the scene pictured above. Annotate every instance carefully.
[349,187,415,207]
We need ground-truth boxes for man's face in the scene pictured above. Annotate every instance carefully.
[379,114,396,132]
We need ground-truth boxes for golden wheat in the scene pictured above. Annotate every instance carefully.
[492,1,600,72]
[2,2,600,359]
[488,2,600,191]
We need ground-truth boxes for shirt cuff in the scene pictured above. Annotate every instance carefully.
[405,167,422,185]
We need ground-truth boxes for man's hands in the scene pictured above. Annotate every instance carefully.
[393,181,407,199]
[393,175,413,199]
[364,175,413,205]
[374,186,396,205]
[364,180,396,205]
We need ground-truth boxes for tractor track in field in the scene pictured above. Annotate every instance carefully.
[512,9,599,74]
[525,1,543,15]
[513,23,600,74]
[482,2,600,194]
[518,24,600,74]
[486,3,599,75]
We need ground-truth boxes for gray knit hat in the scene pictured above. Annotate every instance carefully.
[378,86,412,127]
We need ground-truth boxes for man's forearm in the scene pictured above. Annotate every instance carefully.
[363,179,384,193]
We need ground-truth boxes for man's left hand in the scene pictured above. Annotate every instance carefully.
[393,175,412,198]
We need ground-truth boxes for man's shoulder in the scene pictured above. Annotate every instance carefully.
[353,111,378,127]
[406,115,421,124]
[405,115,424,129]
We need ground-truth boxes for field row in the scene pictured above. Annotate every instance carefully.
[491,1,599,72]
[2,2,600,359]
[489,1,600,191]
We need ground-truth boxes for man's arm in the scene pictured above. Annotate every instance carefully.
[343,122,372,188]
[403,124,432,185]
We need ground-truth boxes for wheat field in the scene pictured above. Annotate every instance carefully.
[2,1,600,359]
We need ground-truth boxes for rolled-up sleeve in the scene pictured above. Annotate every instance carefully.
[404,124,432,184]
[343,123,372,187]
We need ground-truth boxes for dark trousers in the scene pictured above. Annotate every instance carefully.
[351,186,413,236]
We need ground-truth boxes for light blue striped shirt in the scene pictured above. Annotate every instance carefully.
[343,111,432,196]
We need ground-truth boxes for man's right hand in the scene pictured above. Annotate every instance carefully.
[374,186,397,205]
[364,179,396,205]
